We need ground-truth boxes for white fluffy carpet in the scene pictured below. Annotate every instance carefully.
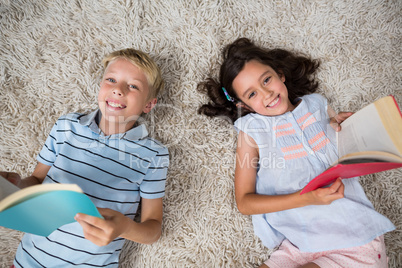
[0,0,401,267]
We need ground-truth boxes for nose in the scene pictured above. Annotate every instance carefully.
[112,85,124,96]
[262,88,274,101]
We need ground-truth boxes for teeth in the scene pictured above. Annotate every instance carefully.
[108,101,124,108]
[268,96,279,107]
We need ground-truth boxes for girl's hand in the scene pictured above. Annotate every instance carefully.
[75,208,130,247]
[330,112,353,131]
[0,171,21,186]
[305,178,345,205]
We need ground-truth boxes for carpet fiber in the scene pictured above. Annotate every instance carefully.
[0,0,401,267]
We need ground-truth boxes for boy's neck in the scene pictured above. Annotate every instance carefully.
[99,118,137,136]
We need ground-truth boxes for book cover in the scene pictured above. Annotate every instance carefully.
[0,176,102,236]
[301,162,402,194]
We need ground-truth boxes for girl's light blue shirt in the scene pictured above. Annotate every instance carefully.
[234,93,395,252]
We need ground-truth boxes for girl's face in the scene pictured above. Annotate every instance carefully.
[232,60,295,116]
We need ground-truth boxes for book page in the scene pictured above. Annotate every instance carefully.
[0,176,19,200]
[375,96,402,154]
[337,103,400,159]
[338,151,402,163]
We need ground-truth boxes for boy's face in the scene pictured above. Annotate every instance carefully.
[98,58,156,135]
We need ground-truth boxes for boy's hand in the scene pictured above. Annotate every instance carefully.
[330,112,353,131]
[75,198,162,246]
[75,208,130,247]
[0,171,21,186]
[305,178,345,205]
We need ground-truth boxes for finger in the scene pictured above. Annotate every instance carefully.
[337,180,345,196]
[96,208,122,222]
[80,232,104,246]
[75,216,95,231]
[97,207,116,218]
[76,221,106,246]
[334,112,354,126]
[329,117,342,132]
[75,213,106,229]
[85,234,110,247]
[335,112,353,122]
[328,178,343,193]
[330,119,341,132]
[329,178,345,200]
[75,215,107,244]
[333,112,353,131]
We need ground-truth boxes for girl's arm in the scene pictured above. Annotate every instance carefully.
[235,131,344,215]
[75,197,163,246]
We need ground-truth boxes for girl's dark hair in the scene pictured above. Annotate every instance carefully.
[198,38,320,123]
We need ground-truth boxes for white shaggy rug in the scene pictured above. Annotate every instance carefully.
[0,0,401,267]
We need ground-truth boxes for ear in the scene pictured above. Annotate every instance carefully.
[143,98,157,114]
[278,71,286,82]
[236,102,254,112]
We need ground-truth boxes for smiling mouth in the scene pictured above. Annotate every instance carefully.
[107,101,126,109]
[267,95,280,107]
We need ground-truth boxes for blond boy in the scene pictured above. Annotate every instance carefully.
[4,49,168,267]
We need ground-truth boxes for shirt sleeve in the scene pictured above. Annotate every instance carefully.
[234,114,256,135]
[37,122,59,166]
[139,146,169,199]
[310,93,328,112]
[234,113,268,145]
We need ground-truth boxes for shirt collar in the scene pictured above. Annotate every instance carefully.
[78,109,149,141]
[292,97,305,113]
[274,97,305,119]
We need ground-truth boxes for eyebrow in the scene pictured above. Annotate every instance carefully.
[105,72,147,86]
[241,70,273,98]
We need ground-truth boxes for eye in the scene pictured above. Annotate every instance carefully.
[248,91,256,99]
[106,78,116,83]
[129,84,139,90]
[263,76,271,85]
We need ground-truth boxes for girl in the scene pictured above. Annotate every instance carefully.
[198,38,395,268]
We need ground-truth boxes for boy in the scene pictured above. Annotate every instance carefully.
[4,48,169,267]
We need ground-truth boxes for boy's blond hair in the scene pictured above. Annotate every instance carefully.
[102,48,164,99]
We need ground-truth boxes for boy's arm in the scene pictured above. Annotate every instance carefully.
[75,197,163,246]
[1,162,49,188]
[121,197,163,243]
[234,131,345,216]
[19,162,49,188]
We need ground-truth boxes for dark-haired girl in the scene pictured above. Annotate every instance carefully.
[199,38,394,268]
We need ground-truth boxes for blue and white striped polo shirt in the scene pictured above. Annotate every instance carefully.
[14,110,169,267]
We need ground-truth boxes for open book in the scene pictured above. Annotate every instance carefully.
[0,176,102,236]
[301,95,402,194]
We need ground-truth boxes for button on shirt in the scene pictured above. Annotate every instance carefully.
[14,110,169,267]
[234,93,395,252]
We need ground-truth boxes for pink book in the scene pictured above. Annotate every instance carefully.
[301,96,402,194]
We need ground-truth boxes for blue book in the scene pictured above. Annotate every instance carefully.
[0,176,102,236]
